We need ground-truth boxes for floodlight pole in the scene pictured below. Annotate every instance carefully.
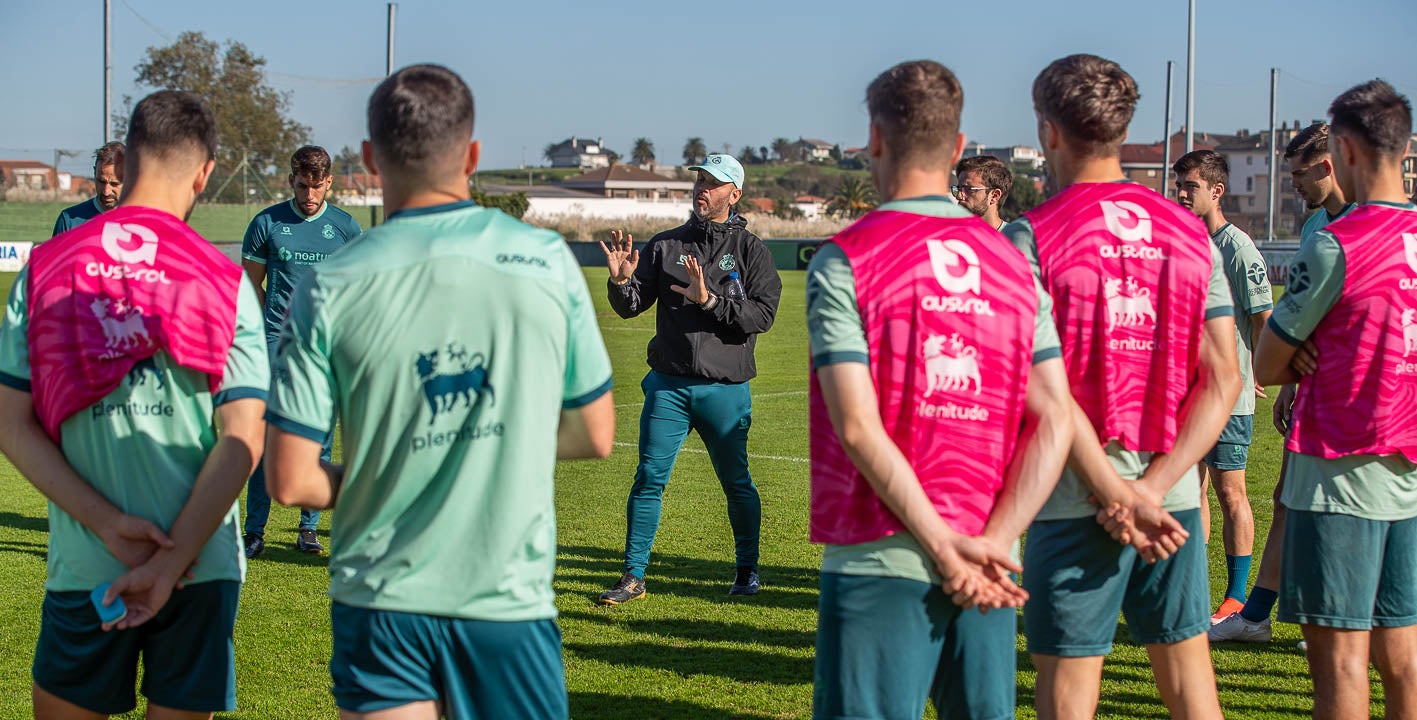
[104,0,112,142]
[1185,0,1195,153]
[1267,68,1278,242]
[1163,60,1174,199]
[386,4,396,76]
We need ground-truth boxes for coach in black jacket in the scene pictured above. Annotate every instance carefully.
[597,154,783,606]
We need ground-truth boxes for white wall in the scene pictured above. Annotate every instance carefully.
[527,197,693,219]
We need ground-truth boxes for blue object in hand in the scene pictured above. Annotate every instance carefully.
[90,583,127,625]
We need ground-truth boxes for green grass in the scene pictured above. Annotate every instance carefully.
[0,269,1369,718]
[0,202,385,243]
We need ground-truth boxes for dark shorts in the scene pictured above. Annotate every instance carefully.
[331,603,567,719]
[1279,510,1417,630]
[1202,415,1254,471]
[1023,510,1208,656]
[813,573,1016,720]
[32,580,240,715]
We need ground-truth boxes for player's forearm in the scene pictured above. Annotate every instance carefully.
[265,431,342,509]
[983,375,1072,544]
[1255,327,1301,386]
[0,389,125,534]
[556,394,615,459]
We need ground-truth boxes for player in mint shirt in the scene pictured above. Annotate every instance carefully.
[1255,80,1417,720]
[264,64,615,720]
[51,142,125,236]
[1212,122,1356,644]
[0,90,267,719]
[240,145,361,557]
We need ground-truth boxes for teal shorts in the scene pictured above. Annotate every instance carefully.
[1023,509,1208,656]
[32,580,240,715]
[1279,510,1417,629]
[813,573,1016,720]
[1202,414,1253,471]
[331,603,567,719]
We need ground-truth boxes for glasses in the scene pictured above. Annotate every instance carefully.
[952,185,989,196]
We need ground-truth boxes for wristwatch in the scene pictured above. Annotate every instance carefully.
[702,292,720,310]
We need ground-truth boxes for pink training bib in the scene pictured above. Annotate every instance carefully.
[1025,183,1212,453]
[26,206,242,440]
[1288,204,1417,461]
[810,210,1036,544]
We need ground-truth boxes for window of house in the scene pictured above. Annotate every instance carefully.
[1248,197,1255,207]
[1247,177,1253,192]
[1147,170,1156,177]
[1247,156,1253,165]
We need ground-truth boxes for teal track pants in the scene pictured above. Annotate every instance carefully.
[624,371,761,577]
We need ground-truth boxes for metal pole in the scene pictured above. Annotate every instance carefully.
[1185,0,1196,153]
[104,0,112,142]
[1163,60,1174,199]
[1267,68,1278,242]
[386,4,396,76]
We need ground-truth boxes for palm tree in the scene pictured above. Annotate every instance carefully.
[542,142,558,165]
[682,137,707,166]
[738,144,758,164]
[827,176,877,219]
[631,138,655,166]
[771,137,795,164]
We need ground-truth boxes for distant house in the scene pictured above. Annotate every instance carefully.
[546,136,613,169]
[791,138,835,163]
[0,160,57,190]
[841,147,867,160]
[743,197,776,214]
[960,144,1046,170]
[558,165,693,200]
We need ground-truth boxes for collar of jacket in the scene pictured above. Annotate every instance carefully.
[687,212,747,242]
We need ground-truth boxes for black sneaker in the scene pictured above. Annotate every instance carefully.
[296,529,324,555]
[597,572,647,605]
[729,568,760,596]
[242,532,265,559]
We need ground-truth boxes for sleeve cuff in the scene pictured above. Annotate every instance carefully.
[0,370,31,392]
[563,377,613,409]
[811,351,870,370]
[265,411,329,443]
[241,254,267,264]
[1032,346,1063,364]
[1267,317,1304,347]
[214,387,267,407]
[1205,305,1236,320]
[1246,302,1274,315]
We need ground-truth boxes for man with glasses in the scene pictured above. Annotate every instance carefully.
[954,155,1012,230]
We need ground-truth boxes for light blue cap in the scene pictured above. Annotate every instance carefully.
[688,154,745,189]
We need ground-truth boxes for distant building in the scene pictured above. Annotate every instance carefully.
[1403,133,1417,198]
[545,136,613,169]
[791,138,835,163]
[557,165,693,200]
[961,144,1045,170]
[0,160,57,190]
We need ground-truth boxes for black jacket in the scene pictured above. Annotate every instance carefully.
[608,214,782,383]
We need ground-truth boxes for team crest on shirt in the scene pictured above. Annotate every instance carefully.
[279,225,293,235]
[1247,262,1267,290]
[322,223,335,240]
[1104,277,1157,332]
[719,254,736,271]
[1288,262,1311,295]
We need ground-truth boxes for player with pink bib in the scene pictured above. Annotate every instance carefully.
[808,60,1074,720]
[1003,55,1241,720]
[1255,80,1417,720]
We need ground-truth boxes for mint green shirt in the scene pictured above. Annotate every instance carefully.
[1211,223,1272,416]
[0,268,267,591]
[1269,202,1417,520]
[805,195,1061,582]
[1003,215,1235,520]
[267,201,613,621]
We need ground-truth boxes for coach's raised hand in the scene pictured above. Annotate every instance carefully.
[600,229,639,285]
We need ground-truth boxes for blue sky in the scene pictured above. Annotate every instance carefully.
[2,0,1413,174]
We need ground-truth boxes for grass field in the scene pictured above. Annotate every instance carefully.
[0,202,386,244]
[0,269,1380,718]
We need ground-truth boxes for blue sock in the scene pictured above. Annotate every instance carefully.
[1240,587,1278,623]
[1225,554,1251,602]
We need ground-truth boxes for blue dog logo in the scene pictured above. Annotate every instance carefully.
[415,344,495,423]
[126,357,165,389]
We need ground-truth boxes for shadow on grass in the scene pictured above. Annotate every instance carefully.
[557,543,819,610]
[0,539,46,561]
[562,607,815,650]
[564,639,811,686]
[570,692,787,719]
[0,510,48,534]
[246,529,331,568]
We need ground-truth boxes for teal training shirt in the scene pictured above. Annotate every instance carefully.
[268,200,614,621]
[52,198,105,237]
[0,268,269,591]
[241,200,362,343]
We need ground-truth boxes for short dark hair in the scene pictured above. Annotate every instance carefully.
[955,155,1012,203]
[866,60,963,169]
[125,90,217,164]
[94,141,124,172]
[1172,149,1228,187]
[1328,79,1413,158]
[1284,123,1331,164]
[1032,54,1139,157]
[367,64,475,174]
[291,145,332,180]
